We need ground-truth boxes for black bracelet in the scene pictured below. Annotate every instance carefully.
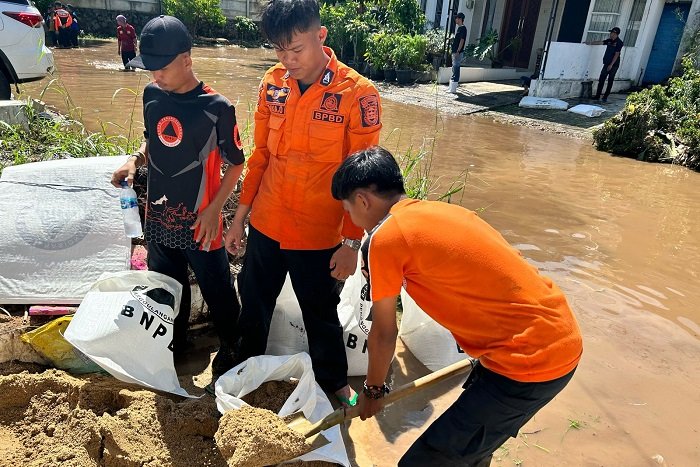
[363,380,390,400]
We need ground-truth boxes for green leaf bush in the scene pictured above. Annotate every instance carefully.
[593,58,700,171]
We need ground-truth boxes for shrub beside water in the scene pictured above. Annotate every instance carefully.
[593,58,700,171]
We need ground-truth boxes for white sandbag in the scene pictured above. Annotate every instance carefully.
[215,353,350,466]
[265,259,372,377]
[568,104,606,117]
[399,289,468,371]
[265,274,309,356]
[0,156,131,304]
[64,270,192,397]
[337,253,373,376]
[518,96,569,110]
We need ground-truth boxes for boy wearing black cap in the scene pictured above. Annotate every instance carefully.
[110,15,245,383]
[586,27,623,103]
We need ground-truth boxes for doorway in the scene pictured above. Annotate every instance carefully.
[498,0,542,68]
[643,2,691,84]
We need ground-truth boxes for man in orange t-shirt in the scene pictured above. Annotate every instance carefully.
[331,146,583,466]
[225,0,381,404]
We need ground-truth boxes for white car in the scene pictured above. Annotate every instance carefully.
[0,0,54,99]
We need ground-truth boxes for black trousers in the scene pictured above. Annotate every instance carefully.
[57,27,71,47]
[121,50,136,68]
[236,224,347,393]
[399,362,576,466]
[147,241,240,351]
[596,63,619,99]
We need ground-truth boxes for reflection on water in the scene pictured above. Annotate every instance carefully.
[20,40,700,465]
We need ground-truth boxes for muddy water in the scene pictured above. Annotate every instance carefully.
[22,41,700,466]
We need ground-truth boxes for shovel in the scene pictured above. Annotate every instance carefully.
[286,358,475,442]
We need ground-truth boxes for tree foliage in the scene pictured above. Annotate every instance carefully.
[162,0,225,38]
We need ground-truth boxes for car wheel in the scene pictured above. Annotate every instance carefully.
[0,71,10,100]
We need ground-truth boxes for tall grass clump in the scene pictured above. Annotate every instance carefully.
[0,100,133,174]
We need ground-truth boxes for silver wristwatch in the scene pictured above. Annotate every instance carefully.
[342,238,362,251]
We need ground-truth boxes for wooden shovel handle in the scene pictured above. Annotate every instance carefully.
[344,358,475,420]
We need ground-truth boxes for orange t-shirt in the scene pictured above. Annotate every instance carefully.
[365,198,583,383]
[239,47,381,249]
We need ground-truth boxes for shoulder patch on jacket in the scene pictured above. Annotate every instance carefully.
[358,94,380,127]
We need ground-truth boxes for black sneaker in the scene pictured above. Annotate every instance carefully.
[211,344,236,380]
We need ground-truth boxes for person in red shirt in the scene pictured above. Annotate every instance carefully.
[331,146,583,466]
[116,15,137,72]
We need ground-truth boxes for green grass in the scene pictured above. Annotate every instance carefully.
[0,100,134,174]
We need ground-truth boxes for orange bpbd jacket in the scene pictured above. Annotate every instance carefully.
[54,9,72,29]
[239,47,382,250]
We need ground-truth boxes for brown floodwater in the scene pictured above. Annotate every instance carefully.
[22,41,700,466]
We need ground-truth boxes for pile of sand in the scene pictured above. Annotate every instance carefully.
[215,406,310,467]
[0,368,225,467]
[0,367,335,467]
[241,380,298,414]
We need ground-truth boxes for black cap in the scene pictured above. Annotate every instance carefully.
[456,12,465,20]
[127,15,192,71]
[609,27,621,34]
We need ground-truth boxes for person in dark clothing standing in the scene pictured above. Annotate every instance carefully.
[448,12,467,94]
[66,5,79,47]
[45,7,58,47]
[110,15,245,384]
[586,27,623,103]
[116,15,137,71]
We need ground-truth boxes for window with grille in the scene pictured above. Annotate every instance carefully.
[434,0,444,27]
[586,0,623,43]
[624,0,647,46]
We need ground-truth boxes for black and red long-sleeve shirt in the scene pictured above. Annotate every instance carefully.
[142,82,244,250]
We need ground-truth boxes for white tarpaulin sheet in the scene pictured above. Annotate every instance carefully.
[0,156,131,303]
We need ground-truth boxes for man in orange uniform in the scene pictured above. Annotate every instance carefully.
[53,2,72,48]
[331,146,583,466]
[225,0,382,404]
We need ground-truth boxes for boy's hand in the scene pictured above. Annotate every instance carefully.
[110,159,136,187]
[191,204,220,251]
[225,218,245,255]
[329,244,358,280]
[358,392,383,420]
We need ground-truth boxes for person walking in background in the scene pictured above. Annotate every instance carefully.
[116,15,137,71]
[53,2,73,48]
[331,146,582,467]
[448,12,467,94]
[586,27,623,103]
[110,15,245,384]
[225,0,382,406]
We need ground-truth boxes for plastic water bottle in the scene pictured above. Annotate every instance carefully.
[120,181,143,238]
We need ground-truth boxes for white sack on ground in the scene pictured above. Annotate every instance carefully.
[265,275,309,356]
[399,289,469,371]
[0,156,131,304]
[264,250,373,376]
[215,353,350,466]
[64,271,192,397]
[568,104,606,117]
[519,96,569,110]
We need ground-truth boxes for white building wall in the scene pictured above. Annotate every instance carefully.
[528,0,565,70]
[532,0,696,97]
